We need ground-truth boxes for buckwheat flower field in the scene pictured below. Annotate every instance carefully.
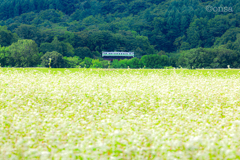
[1,68,240,160]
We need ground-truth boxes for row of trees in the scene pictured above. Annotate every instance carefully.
[0,24,155,59]
[44,52,172,69]
[177,47,240,68]
[1,38,239,69]
[0,39,42,67]
[0,38,170,68]
[49,47,240,69]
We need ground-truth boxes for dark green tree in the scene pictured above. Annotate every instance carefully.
[0,46,11,67]
[74,47,93,59]
[128,57,141,68]
[0,26,18,47]
[39,37,74,56]
[41,51,64,68]
[15,24,41,45]
[9,39,40,67]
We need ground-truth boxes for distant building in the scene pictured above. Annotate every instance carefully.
[102,52,134,61]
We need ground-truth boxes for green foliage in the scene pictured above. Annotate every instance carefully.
[214,28,240,48]
[0,45,11,67]
[0,26,18,47]
[128,57,143,68]
[9,39,40,67]
[100,60,109,68]
[177,47,240,69]
[111,59,120,68]
[0,0,240,68]
[15,24,41,45]
[141,54,169,68]
[80,57,93,68]
[164,66,174,69]
[41,51,64,68]
[91,59,103,68]
[40,37,74,57]
[63,56,82,68]
[38,9,65,23]
[74,47,93,59]
[119,59,128,68]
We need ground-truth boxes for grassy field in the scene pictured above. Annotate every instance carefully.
[1,68,240,159]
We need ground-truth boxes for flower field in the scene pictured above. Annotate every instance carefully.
[1,68,240,159]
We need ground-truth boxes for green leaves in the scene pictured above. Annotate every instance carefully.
[41,51,64,68]
[0,26,18,47]
[40,37,74,57]
[177,47,240,69]
[141,54,169,69]
[8,39,39,67]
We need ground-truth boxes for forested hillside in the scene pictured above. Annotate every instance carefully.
[0,0,240,68]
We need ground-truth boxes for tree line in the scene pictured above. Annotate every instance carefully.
[0,0,240,68]
[1,34,239,68]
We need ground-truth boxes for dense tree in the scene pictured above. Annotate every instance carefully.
[15,24,41,44]
[0,26,18,46]
[38,9,65,23]
[41,51,64,68]
[9,39,40,67]
[88,31,117,52]
[177,47,240,69]
[111,59,120,68]
[0,46,11,67]
[39,37,74,56]
[80,57,92,68]
[118,59,129,68]
[63,56,82,68]
[141,54,169,68]
[74,47,93,59]
[100,60,109,68]
[91,59,103,68]
[128,57,142,68]
[214,28,240,47]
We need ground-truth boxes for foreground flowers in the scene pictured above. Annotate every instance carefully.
[0,69,240,159]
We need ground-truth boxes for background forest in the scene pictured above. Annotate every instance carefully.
[0,0,240,68]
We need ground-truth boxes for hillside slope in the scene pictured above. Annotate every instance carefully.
[0,0,240,68]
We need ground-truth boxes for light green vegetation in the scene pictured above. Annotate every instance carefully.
[1,69,240,159]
